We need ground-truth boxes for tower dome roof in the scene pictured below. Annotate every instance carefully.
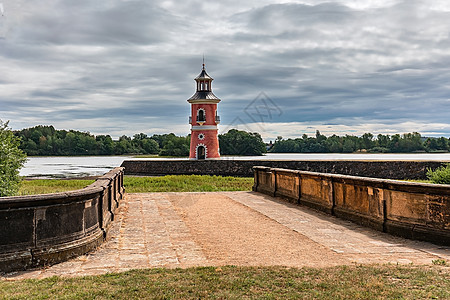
[195,66,213,81]
[188,91,220,101]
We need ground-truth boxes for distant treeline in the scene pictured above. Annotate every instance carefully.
[269,131,450,153]
[13,126,266,156]
[14,125,184,156]
[13,126,449,156]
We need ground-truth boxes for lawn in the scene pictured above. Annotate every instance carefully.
[18,179,96,195]
[1,265,449,299]
[123,175,253,193]
[18,175,254,195]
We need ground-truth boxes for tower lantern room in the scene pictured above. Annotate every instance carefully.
[187,62,221,160]
[196,64,213,92]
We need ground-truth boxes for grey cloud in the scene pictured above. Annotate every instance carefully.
[1,0,450,138]
[14,1,180,46]
[232,3,355,31]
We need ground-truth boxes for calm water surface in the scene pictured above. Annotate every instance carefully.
[21,153,450,178]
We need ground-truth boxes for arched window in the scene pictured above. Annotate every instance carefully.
[197,145,206,160]
[197,109,205,122]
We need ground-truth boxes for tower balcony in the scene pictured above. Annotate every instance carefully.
[196,116,206,125]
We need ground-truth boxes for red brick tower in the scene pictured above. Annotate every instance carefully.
[188,62,221,160]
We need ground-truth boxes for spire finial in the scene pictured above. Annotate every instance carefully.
[202,54,205,69]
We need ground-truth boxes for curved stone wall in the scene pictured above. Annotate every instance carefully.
[0,167,125,273]
[253,166,450,246]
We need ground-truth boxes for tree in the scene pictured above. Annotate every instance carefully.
[326,135,343,153]
[96,135,114,155]
[219,129,266,156]
[342,135,359,153]
[436,137,449,151]
[141,139,159,154]
[397,132,423,152]
[159,133,190,156]
[425,137,449,152]
[376,134,390,148]
[361,133,374,150]
[131,133,160,154]
[388,134,401,152]
[0,120,27,196]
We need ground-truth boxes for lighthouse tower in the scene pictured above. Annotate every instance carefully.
[188,62,221,160]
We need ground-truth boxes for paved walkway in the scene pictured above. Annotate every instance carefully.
[2,192,450,280]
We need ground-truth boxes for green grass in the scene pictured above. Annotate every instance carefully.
[17,175,253,195]
[18,179,95,195]
[124,175,253,193]
[1,265,449,299]
[404,179,432,183]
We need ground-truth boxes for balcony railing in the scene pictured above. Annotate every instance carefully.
[189,115,220,124]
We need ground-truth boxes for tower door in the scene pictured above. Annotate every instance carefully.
[197,145,205,160]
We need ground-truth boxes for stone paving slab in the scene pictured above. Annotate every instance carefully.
[2,191,449,280]
[225,191,450,265]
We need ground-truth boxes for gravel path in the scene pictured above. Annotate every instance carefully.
[2,192,449,280]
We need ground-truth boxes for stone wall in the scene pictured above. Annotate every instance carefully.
[122,160,446,180]
[253,166,450,246]
[0,167,125,273]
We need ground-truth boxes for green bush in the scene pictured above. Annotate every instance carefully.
[427,163,450,184]
[0,120,27,196]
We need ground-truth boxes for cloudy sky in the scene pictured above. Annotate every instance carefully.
[1,0,450,141]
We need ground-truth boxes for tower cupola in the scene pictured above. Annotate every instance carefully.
[188,63,220,103]
[195,64,213,92]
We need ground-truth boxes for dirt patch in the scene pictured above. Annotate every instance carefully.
[167,192,349,268]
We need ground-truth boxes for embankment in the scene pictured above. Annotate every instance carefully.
[121,160,446,180]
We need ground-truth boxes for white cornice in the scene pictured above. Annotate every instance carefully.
[188,99,220,104]
[191,125,218,130]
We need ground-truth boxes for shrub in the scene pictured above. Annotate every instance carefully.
[368,146,390,153]
[0,120,27,196]
[427,163,450,184]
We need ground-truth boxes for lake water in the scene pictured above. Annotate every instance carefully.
[21,153,450,179]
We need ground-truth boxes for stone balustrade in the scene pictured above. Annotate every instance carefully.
[253,166,450,246]
[0,167,125,273]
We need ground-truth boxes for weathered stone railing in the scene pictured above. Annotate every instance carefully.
[0,167,125,273]
[253,166,450,246]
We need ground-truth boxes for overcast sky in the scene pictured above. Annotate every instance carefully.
[1,0,450,141]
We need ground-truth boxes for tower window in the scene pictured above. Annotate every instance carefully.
[197,108,206,122]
